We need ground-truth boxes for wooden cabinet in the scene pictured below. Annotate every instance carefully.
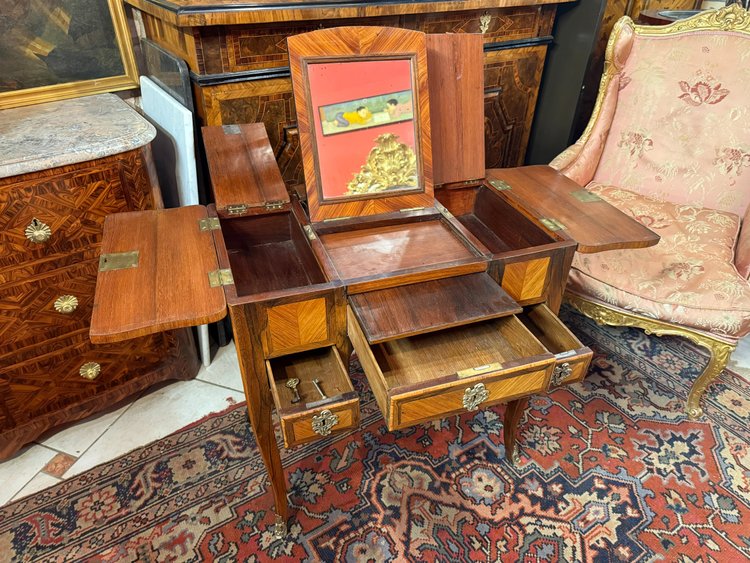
[89,30,658,538]
[128,0,570,187]
[0,95,200,459]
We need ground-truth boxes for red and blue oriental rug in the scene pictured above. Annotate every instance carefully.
[1,307,749,561]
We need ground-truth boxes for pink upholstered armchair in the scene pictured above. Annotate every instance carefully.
[552,5,750,419]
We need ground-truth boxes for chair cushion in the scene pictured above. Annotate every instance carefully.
[568,184,750,338]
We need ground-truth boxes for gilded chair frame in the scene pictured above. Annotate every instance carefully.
[561,5,750,420]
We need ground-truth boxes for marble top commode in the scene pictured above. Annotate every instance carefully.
[0,94,156,179]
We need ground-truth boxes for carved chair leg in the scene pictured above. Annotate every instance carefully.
[503,397,528,465]
[686,339,735,420]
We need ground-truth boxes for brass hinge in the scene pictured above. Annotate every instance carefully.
[208,268,234,287]
[322,216,352,222]
[222,124,241,135]
[226,204,248,215]
[99,251,139,272]
[570,189,603,202]
[489,179,512,191]
[540,217,567,232]
[435,202,454,220]
[400,206,425,213]
[303,225,317,240]
[265,200,286,211]
[198,217,220,231]
[457,363,502,379]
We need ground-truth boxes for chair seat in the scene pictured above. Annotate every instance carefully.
[568,184,750,338]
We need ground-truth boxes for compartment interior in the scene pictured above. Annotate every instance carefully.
[437,185,555,253]
[220,212,326,296]
[517,305,581,355]
[268,346,352,409]
[370,315,548,388]
[319,218,476,280]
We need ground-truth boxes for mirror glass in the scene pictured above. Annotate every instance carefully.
[306,58,421,200]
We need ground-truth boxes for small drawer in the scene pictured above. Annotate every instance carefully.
[348,306,556,431]
[517,304,593,388]
[266,346,359,448]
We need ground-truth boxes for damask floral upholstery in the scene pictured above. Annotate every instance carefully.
[567,184,750,338]
[551,7,750,418]
[552,8,750,343]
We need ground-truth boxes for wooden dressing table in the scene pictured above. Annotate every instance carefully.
[89,28,658,538]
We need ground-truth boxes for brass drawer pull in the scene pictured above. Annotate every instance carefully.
[79,362,101,380]
[311,409,339,436]
[551,362,573,386]
[25,218,52,243]
[463,382,489,411]
[54,295,79,314]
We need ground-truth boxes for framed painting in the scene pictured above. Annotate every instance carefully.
[0,0,139,110]
[288,27,434,222]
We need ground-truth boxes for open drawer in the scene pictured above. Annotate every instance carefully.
[517,304,593,388]
[266,346,359,447]
[348,306,557,431]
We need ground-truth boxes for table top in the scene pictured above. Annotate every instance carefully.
[0,94,155,179]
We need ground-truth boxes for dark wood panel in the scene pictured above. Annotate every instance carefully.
[349,273,521,344]
[483,45,547,168]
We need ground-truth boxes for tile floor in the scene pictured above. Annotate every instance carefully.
[2,335,750,507]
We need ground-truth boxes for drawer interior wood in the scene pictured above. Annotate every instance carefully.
[266,346,359,447]
[368,315,549,388]
[436,185,555,253]
[221,212,325,296]
[517,304,584,355]
[267,346,354,410]
[349,272,521,344]
[319,218,476,280]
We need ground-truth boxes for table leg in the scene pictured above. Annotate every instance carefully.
[229,304,289,538]
[503,396,528,465]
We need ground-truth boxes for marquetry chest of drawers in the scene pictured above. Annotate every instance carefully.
[0,94,200,459]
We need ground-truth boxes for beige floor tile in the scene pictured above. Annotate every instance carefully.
[63,378,245,478]
[0,444,58,506]
[37,401,133,457]
[196,341,244,392]
[11,473,62,503]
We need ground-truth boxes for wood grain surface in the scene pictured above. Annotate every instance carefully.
[349,272,521,344]
[288,26,434,221]
[202,123,289,215]
[487,166,660,252]
[426,33,484,186]
[90,206,227,343]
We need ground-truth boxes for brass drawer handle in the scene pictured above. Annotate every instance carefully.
[463,382,489,412]
[551,362,573,386]
[25,218,52,243]
[311,409,339,436]
[54,295,79,314]
[79,362,101,380]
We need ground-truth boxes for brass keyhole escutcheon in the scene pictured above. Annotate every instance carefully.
[79,362,101,380]
[54,295,79,314]
[311,409,339,436]
[25,218,52,243]
[551,362,573,386]
[462,382,490,411]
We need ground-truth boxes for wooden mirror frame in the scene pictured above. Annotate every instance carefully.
[288,27,433,222]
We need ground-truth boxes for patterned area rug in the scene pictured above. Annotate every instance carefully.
[2,307,750,562]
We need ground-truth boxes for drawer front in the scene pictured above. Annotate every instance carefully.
[0,260,98,360]
[518,304,593,389]
[266,346,359,448]
[1,331,181,429]
[261,292,343,358]
[501,256,551,303]
[0,151,155,273]
[394,364,551,430]
[347,306,555,432]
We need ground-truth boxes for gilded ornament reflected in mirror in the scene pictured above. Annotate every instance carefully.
[305,57,423,202]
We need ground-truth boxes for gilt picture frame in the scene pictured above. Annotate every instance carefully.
[288,27,434,222]
[0,0,139,110]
